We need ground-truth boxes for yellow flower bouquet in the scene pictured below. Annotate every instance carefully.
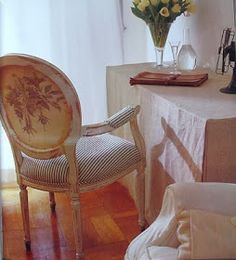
[131,0,195,24]
[131,0,195,66]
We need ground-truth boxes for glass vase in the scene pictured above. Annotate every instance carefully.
[148,22,172,67]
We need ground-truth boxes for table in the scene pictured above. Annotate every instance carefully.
[106,63,236,223]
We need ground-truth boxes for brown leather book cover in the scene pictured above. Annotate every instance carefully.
[130,71,208,87]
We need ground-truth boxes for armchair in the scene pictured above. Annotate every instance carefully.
[0,54,146,259]
[125,182,236,260]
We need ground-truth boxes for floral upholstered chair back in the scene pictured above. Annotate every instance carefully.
[0,54,82,159]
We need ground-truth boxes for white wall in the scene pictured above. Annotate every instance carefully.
[183,0,234,69]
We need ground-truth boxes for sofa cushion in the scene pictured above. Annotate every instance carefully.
[177,209,236,259]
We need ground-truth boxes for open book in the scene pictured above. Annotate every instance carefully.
[130,71,208,87]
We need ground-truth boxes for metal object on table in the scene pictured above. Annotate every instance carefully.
[216,0,236,94]
[216,27,236,94]
[216,28,235,75]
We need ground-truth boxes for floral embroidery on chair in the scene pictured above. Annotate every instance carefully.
[5,71,67,135]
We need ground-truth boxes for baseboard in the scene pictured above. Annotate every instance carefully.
[0,169,16,189]
[0,182,17,189]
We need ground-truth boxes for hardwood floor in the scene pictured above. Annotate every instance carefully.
[1,182,140,260]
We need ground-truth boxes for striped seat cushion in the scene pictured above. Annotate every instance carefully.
[21,134,141,187]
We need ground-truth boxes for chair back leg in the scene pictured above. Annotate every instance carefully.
[19,185,31,250]
[135,166,146,231]
[49,192,56,212]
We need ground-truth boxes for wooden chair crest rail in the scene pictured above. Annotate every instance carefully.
[0,54,146,259]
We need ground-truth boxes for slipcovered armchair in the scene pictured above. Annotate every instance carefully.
[125,182,236,260]
[0,54,146,259]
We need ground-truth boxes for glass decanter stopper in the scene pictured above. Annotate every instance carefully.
[178,28,197,70]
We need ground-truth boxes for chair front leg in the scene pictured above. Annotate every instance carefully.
[19,185,31,251]
[49,192,56,212]
[70,192,83,259]
[135,166,146,231]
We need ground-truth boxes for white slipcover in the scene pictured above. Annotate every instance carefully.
[125,182,236,260]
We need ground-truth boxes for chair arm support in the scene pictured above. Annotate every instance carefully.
[81,105,140,136]
[106,105,140,129]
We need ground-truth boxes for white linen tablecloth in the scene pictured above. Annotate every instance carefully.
[106,63,236,223]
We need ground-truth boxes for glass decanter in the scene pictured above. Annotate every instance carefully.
[178,28,197,70]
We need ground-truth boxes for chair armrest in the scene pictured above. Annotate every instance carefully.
[106,105,140,129]
[81,105,140,136]
[81,122,113,136]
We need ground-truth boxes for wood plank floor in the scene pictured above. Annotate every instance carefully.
[1,182,140,260]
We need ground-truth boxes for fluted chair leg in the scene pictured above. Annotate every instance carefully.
[135,167,146,231]
[135,167,146,232]
[49,192,56,212]
[70,192,83,259]
[19,185,31,251]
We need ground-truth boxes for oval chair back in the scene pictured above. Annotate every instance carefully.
[0,54,82,160]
